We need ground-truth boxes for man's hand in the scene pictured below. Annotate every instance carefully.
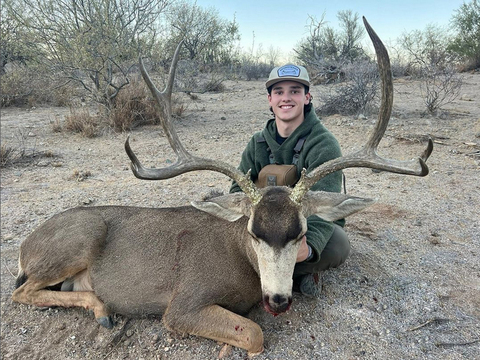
[296,235,310,262]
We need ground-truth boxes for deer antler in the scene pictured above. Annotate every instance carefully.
[289,17,433,204]
[125,42,262,204]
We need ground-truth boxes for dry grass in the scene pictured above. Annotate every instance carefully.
[108,78,159,132]
[64,107,99,138]
[0,144,15,167]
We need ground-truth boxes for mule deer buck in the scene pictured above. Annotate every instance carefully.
[12,18,432,356]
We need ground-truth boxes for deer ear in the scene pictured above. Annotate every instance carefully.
[191,193,252,222]
[301,191,375,221]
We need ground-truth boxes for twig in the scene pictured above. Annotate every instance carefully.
[408,318,450,331]
[103,318,133,359]
[436,339,480,348]
[3,258,16,279]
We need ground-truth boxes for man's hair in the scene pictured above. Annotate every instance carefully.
[267,84,310,95]
[267,84,313,115]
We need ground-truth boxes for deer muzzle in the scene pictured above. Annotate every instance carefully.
[262,294,292,316]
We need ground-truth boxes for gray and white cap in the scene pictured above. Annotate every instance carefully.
[265,64,310,89]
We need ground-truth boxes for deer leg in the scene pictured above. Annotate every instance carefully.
[12,278,113,328]
[163,304,264,356]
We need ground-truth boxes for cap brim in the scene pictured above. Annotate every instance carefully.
[265,77,310,89]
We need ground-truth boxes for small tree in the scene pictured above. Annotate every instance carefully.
[420,66,463,114]
[1,1,35,71]
[266,45,282,67]
[5,0,170,109]
[448,0,480,70]
[294,10,366,83]
[399,24,455,72]
[166,1,240,66]
[399,24,463,114]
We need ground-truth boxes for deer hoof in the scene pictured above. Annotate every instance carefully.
[96,316,114,329]
[247,347,264,358]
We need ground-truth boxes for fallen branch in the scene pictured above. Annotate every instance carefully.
[436,339,480,348]
[3,258,16,279]
[408,318,450,331]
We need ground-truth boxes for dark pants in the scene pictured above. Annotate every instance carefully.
[293,224,350,276]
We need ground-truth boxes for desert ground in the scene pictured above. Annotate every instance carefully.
[1,73,479,359]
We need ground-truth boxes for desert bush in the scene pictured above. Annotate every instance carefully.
[241,61,271,81]
[317,60,379,116]
[308,62,346,85]
[108,78,159,131]
[6,0,168,111]
[420,66,463,114]
[166,0,240,65]
[174,59,201,93]
[0,144,15,167]
[64,108,99,138]
[295,11,366,69]
[203,74,226,92]
[448,0,480,71]
[62,76,187,136]
[0,129,55,167]
[399,24,456,76]
[1,62,77,107]
[173,59,229,93]
[1,64,34,107]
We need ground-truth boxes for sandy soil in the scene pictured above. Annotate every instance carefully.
[1,74,479,360]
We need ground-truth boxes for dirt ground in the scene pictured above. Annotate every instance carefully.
[1,73,479,360]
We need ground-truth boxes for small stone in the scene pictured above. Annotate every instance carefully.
[2,234,14,242]
[36,161,50,167]
[151,335,159,344]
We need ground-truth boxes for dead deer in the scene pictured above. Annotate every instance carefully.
[12,18,432,356]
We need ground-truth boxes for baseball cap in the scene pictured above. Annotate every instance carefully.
[265,64,310,89]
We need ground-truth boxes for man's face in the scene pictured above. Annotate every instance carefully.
[268,81,311,124]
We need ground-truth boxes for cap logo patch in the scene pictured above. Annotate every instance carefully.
[277,65,300,78]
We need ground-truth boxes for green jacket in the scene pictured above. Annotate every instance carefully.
[230,109,344,263]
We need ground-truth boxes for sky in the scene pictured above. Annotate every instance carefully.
[195,0,465,62]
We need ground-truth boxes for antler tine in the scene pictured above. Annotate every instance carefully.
[290,17,433,204]
[363,16,393,151]
[125,42,262,204]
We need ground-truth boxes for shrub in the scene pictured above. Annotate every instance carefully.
[448,0,480,71]
[240,61,271,81]
[64,108,99,138]
[317,60,379,116]
[108,78,158,131]
[420,66,463,114]
[0,144,15,167]
[1,62,77,107]
[203,74,226,92]
[61,76,187,136]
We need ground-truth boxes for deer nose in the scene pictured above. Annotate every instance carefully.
[268,294,292,313]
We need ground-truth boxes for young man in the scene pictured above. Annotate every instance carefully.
[230,64,349,297]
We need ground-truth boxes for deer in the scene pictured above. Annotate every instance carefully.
[12,18,432,356]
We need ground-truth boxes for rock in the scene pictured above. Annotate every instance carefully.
[460,94,474,101]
